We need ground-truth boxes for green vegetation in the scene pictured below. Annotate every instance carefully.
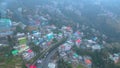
[0,43,23,68]
[7,36,16,47]
[53,29,62,34]
[57,59,72,68]
[0,56,23,68]
[53,38,58,43]
[15,25,25,33]
[72,46,92,56]
[77,64,85,68]
[72,45,120,68]
[18,37,27,45]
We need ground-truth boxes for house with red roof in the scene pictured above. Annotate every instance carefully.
[29,65,37,68]
[75,39,81,47]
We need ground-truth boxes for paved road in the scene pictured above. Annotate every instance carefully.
[36,37,67,68]
[41,47,58,68]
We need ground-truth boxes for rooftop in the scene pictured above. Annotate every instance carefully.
[0,18,12,32]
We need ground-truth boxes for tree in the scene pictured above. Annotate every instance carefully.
[57,59,72,68]
[15,25,24,33]
[29,42,41,53]
[72,46,92,56]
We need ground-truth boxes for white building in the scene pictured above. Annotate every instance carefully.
[48,63,56,68]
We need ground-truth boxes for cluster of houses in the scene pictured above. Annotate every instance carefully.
[12,17,65,61]
[109,53,120,64]
[12,33,35,61]
[58,25,106,68]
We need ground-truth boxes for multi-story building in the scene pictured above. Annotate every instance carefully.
[0,18,13,37]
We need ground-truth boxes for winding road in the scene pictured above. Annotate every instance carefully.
[34,37,67,68]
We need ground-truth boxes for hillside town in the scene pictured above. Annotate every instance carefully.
[0,0,120,68]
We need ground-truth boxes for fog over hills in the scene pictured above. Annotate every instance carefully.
[1,0,120,41]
